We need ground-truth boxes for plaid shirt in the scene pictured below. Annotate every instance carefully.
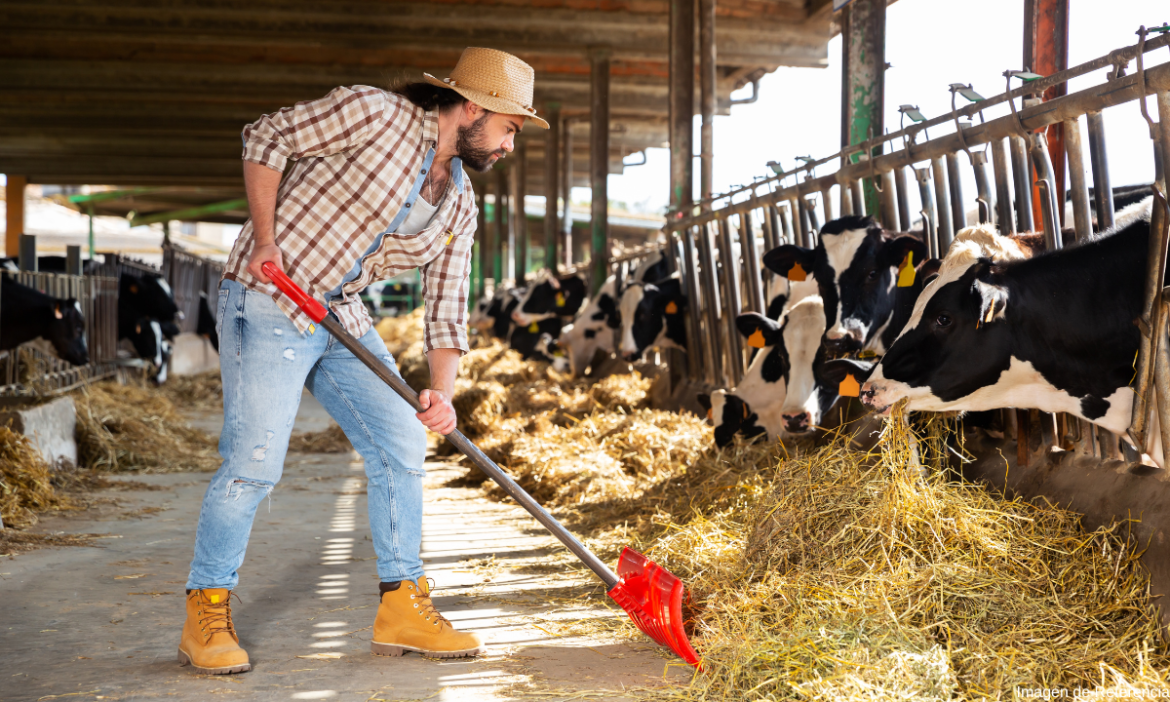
[223,85,477,354]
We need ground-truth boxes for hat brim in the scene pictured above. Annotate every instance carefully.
[423,73,550,130]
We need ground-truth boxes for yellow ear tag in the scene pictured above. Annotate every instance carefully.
[747,328,767,348]
[444,231,454,245]
[528,322,539,333]
[788,262,807,282]
[209,594,220,604]
[897,251,916,288]
[665,301,679,315]
[555,292,565,307]
[308,323,316,335]
[838,373,861,398]
[706,408,713,421]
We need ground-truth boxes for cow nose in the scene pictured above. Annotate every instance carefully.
[782,412,810,433]
[823,335,860,355]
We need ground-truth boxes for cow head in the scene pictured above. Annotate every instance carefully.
[701,390,768,448]
[618,277,687,361]
[534,333,571,373]
[125,317,165,369]
[558,276,620,377]
[120,273,180,323]
[511,273,588,326]
[508,316,564,360]
[50,298,89,366]
[763,216,926,355]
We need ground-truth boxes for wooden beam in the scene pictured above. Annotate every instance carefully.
[5,175,26,257]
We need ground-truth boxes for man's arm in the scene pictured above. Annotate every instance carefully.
[244,161,284,283]
[417,348,460,435]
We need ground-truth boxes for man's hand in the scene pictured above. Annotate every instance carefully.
[247,243,284,284]
[416,389,457,435]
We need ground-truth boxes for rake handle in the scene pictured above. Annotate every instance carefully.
[261,262,620,589]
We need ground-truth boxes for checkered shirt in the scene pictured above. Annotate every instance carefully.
[223,85,478,354]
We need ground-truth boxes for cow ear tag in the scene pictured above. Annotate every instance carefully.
[556,292,566,307]
[54,305,64,320]
[788,262,807,282]
[839,373,861,397]
[129,284,139,294]
[747,329,767,348]
[528,322,539,333]
[135,323,142,334]
[706,408,713,421]
[665,301,679,315]
[897,252,916,288]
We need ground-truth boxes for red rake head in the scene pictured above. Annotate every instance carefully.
[607,547,702,668]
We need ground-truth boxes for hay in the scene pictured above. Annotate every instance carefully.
[159,371,223,412]
[0,425,70,528]
[288,424,353,453]
[73,381,219,472]
[376,307,426,358]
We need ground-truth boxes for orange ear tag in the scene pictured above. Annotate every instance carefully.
[528,322,539,333]
[555,292,566,307]
[747,329,767,348]
[838,373,861,398]
[742,403,749,420]
[706,408,714,421]
[665,301,679,315]
[897,251,916,288]
[788,262,807,282]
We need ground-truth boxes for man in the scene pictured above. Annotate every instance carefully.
[178,48,549,675]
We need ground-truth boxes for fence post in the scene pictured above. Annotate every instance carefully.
[931,157,954,252]
[66,245,82,276]
[718,216,744,386]
[1086,111,1114,230]
[893,166,912,232]
[914,167,938,257]
[990,138,1016,233]
[1009,136,1035,232]
[946,153,968,230]
[680,225,705,380]
[696,222,723,385]
[741,210,767,315]
[1064,117,1093,242]
[18,234,36,272]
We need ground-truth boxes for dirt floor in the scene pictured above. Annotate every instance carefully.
[0,392,692,702]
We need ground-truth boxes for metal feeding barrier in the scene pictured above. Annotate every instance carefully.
[605,28,1170,466]
[162,243,224,334]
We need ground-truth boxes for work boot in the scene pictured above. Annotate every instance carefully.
[371,578,483,658]
[177,588,252,674]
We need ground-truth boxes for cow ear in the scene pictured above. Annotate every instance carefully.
[736,312,782,348]
[696,393,711,412]
[878,234,929,271]
[762,245,814,280]
[973,269,1010,326]
[821,358,877,387]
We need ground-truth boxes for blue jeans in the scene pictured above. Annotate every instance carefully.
[186,279,427,590]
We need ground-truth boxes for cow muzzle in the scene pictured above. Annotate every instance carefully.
[823,332,862,355]
[781,411,812,434]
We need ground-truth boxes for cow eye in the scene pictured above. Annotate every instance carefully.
[934,313,952,328]
[866,269,879,280]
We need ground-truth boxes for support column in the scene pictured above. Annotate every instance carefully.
[514,141,528,282]
[1024,0,1070,218]
[699,0,716,204]
[841,0,886,218]
[5,175,27,257]
[561,117,574,268]
[492,168,505,288]
[590,48,611,293]
[544,103,561,273]
[669,0,695,212]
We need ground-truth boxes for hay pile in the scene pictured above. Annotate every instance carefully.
[73,381,219,472]
[288,424,352,453]
[159,371,223,412]
[0,425,70,528]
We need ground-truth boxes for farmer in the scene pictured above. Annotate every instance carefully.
[178,48,549,675]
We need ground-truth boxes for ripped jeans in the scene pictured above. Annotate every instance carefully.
[186,278,427,590]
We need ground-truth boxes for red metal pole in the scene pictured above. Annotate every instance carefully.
[1024,0,1070,226]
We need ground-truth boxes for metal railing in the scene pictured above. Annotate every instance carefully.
[608,29,1170,465]
[162,244,224,334]
[0,270,118,396]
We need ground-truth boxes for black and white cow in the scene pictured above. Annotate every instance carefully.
[558,276,621,377]
[859,200,1163,463]
[117,272,180,383]
[0,275,89,366]
[507,316,564,361]
[617,276,687,361]
[510,273,588,327]
[763,216,927,355]
[470,287,525,340]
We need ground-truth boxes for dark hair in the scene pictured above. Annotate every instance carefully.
[391,82,469,112]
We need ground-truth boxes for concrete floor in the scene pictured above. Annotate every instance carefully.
[0,392,691,702]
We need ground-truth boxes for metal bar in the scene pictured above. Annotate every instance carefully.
[741,210,767,315]
[544,103,561,272]
[790,196,808,246]
[850,179,865,218]
[991,138,1016,233]
[1064,117,1093,241]
[839,181,853,216]
[760,202,778,253]
[696,222,723,385]
[18,234,36,272]
[514,143,529,281]
[590,49,611,294]
[561,117,574,268]
[821,186,835,223]
[1128,189,1170,452]
[1160,92,1170,193]
[779,202,794,245]
[66,245,82,276]
[804,197,820,238]
[669,0,695,214]
[680,226,705,380]
[1155,291,1170,470]
[1010,136,1035,232]
[504,168,516,283]
[931,157,954,252]
[1086,111,1114,230]
[946,153,967,231]
[1025,0,1070,215]
[915,167,939,257]
[1029,132,1063,250]
[879,171,898,230]
[718,217,744,385]
[699,0,716,205]
[971,151,993,225]
[841,0,887,216]
[893,166,912,232]
[493,169,505,287]
[473,186,485,301]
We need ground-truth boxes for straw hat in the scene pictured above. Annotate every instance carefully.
[423,48,550,130]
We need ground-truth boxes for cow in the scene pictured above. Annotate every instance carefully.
[617,275,687,362]
[470,286,525,339]
[558,276,621,377]
[858,199,1163,463]
[507,316,563,361]
[510,273,588,327]
[763,216,927,356]
[533,333,571,372]
[0,275,89,366]
[119,272,180,330]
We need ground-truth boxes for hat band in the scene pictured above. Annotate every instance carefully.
[442,76,534,113]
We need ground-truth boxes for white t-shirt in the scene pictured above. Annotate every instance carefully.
[397,194,441,236]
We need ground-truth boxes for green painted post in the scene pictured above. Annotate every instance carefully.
[87,204,95,261]
[841,0,887,219]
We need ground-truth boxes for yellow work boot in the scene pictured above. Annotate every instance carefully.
[371,578,483,658]
[177,588,252,674]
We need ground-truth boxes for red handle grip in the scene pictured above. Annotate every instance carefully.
[261,261,328,323]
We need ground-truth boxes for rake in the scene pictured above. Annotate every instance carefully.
[262,262,701,668]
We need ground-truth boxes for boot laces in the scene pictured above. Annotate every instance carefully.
[195,591,240,638]
[414,578,450,627]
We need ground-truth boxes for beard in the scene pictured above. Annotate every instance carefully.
[456,112,505,173]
